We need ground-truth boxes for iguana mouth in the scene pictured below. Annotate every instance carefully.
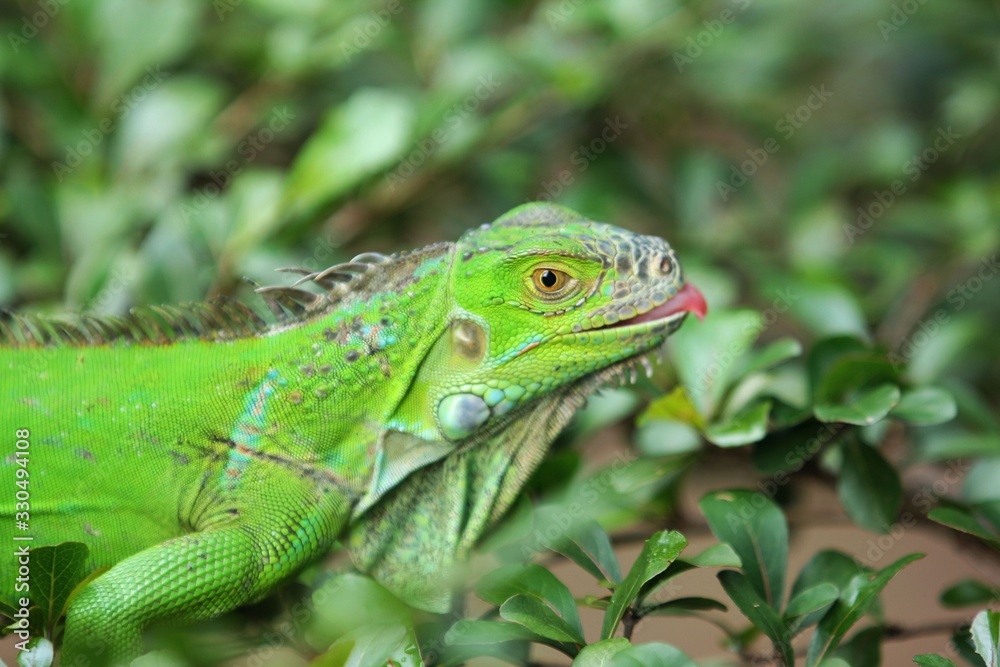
[604,283,708,329]
[583,283,707,388]
[554,282,707,346]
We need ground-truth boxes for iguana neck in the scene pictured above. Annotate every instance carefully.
[222,242,455,489]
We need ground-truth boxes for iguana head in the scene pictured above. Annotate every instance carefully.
[354,203,706,609]
[412,202,707,442]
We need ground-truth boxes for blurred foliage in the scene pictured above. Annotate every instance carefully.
[2,0,1000,665]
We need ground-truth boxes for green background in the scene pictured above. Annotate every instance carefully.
[2,0,1000,664]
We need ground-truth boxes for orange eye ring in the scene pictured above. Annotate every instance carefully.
[532,268,569,293]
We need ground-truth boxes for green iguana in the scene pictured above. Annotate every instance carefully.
[1,203,706,665]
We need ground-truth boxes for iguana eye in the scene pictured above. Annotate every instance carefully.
[532,268,569,293]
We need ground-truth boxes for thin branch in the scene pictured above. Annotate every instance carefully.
[883,620,967,641]
[621,607,639,641]
[739,620,965,665]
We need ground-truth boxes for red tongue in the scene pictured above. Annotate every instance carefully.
[664,283,708,321]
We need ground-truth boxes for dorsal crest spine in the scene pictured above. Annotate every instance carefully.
[0,247,447,348]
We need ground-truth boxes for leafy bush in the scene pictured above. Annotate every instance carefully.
[2,0,999,665]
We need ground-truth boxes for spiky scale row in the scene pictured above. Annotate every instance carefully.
[0,251,395,348]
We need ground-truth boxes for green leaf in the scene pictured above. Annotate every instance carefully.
[832,626,882,667]
[810,342,897,406]
[436,641,528,666]
[971,609,1000,667]
[29,542,89,637]
[920,433,1000,461]
[789,284,869,340]
[979,501,1000,535]
[751,419,844,474]
[551,518,623,585]
[718,570,794,666]
[282,88,415,218]
[784,583,839,634]
[890,387,957,425]
[115,77,228,176]
[699,490,788,611]
[950,623,987,666]
[669,309,764,419]
[638,543,741,604]
[769,399,814,430]
[571,638,697,667]
[636,420,702,457]
[753,365,812,414]
[499,594,584,646]
[941,579,1000,608]
[638,386,704,429]
[310,622,420,667]
[444,619,548,646]
[92,0,198,105]
[579,595,611,610]
[806,553,924,667]
[807,337,870,396]
[944,380,1000,432]
[686,542,742,568]
[15,637,53,667]
[641,597,727,616]
[815,383,901,425]
[965,458,1000,504]
[704,400,772,448]
[837,439,903,533]
[0,598,17,620]
[608,643,697,667]
[905,316,984,385]
[570,388,643,438]
[601,531,687,640]
[476,564,584,640]
[912,655,959,667]
[305,573,412,647]
[928,507,1000,549]
[738,337,803,378]
[789,550,862,632]
[573,638,630,666]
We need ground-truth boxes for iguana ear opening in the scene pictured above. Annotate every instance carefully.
[451,319,486,362]
[384,315,493,445]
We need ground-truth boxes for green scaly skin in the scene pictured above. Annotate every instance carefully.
[0,203,705,665]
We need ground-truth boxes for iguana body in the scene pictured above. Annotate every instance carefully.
[0,203,705,665]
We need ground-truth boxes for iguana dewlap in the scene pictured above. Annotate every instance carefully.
[0,203,706,665]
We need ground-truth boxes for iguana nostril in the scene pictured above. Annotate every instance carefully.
[659,255,674,274]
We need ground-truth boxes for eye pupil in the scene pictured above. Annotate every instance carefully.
[532,267,569,294]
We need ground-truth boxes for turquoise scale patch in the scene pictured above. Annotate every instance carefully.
[504,385,526,401]
[483,388,505,406]
[222,369,278,489]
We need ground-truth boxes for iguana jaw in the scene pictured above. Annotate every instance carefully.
[554,282,707,392]
[602,282,707,329]
[557,282,707,344]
